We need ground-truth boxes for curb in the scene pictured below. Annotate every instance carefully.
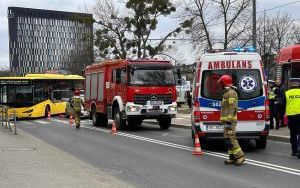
[144,121,289,143]
[268,134,289,143]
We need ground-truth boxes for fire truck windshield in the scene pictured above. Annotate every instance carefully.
[129,68,175,86]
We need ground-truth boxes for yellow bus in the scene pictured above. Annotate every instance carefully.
[0,74,84,118]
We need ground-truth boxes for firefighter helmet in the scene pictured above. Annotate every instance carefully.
[74,89,80,96]
[217,75,233,87]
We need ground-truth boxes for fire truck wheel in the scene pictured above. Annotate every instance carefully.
[113,107,126,130]
[99,114,108,127]
[91,106,100,126]
[158,116,171,130]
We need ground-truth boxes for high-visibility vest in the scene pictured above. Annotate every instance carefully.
[285,88,300,116]
[268,87,276,100]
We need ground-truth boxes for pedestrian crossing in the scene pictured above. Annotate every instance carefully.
[19,115,190,126]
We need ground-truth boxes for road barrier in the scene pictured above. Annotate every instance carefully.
[0,105,17,135]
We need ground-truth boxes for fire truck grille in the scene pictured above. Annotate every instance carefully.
[134,94,173,105]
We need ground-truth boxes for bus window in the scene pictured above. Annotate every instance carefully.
[51,90,72,102]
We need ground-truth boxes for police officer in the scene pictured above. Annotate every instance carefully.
[283,78,300,158]
[218,75,245,166]
[70,89,84,129]
[274,80,284,128]
[268,80,280,129]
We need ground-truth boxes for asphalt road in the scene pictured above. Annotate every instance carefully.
[18,117,300,188]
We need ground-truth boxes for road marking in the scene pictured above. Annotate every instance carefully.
[80,125,300,176]
[51,119,68,124]
[34,120,49,124]
[21,121,33,125]
[162,133,169,136]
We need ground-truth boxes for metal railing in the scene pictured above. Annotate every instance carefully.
[0,105,17,135]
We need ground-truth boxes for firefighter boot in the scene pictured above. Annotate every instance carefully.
[224,154,235,165]
[234,156,245,166]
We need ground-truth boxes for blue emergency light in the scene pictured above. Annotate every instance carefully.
[233,46,256,52]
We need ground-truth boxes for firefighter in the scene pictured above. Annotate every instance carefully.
[70,89,84,129]
[218,75,245,166]
[283,78,300,158]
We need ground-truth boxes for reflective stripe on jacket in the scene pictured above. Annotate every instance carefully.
[220,87,238,122]
[268,87,276,100]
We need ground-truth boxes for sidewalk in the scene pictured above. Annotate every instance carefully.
[0,127,134,188]
[145,112,290,143]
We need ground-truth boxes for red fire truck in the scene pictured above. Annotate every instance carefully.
[84,59,178,130]
[277,44,300,89]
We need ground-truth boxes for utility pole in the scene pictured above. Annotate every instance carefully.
[253,0,257,50]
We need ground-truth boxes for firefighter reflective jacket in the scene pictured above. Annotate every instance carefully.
[285,88,300,116]
[220,87,238,123]
[268,87,276,100]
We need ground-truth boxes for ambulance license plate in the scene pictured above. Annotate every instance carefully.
[207,124,224,131]
[150,101,163,105]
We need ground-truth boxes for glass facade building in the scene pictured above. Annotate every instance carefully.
[8,7,93,76]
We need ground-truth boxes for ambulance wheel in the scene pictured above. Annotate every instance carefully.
[91,106,100,126]
[113,107,126,130]
[158,116,171,130]
[256,136,267,149]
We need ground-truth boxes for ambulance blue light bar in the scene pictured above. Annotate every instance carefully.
[233,46,256,52]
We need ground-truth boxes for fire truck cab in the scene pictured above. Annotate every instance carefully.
[191,48,269,148]
[84,59,178,130]
[277,44,300,89]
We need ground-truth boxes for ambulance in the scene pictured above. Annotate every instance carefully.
[191,48,269,149]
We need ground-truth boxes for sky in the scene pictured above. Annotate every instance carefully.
[1,0,300,68]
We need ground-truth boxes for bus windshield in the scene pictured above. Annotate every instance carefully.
[201,69,263,100]
[0,75,83,108]
[129,68,175,86]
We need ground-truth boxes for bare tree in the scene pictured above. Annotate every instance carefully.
[271,12,294,53]
[182,0,252,51]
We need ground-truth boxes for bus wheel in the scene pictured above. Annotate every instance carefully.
[91,106,100,126]
[256,136,267,149]
[45,106,50,118]
[113,106,126,130]
[158,116,171,130]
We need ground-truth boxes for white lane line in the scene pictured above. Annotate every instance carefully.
[33,120,49,124]
[21,121,33,125]
[162,133,169,136]
[80,125,300,176]
[51,119,68,124]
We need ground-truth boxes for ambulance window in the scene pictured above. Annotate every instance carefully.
[201,69,263,100]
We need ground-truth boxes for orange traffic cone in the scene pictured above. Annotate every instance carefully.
[111,121,117,134]
[69,115,74,126]
[192,134,204,156]
[47,111,51,120]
